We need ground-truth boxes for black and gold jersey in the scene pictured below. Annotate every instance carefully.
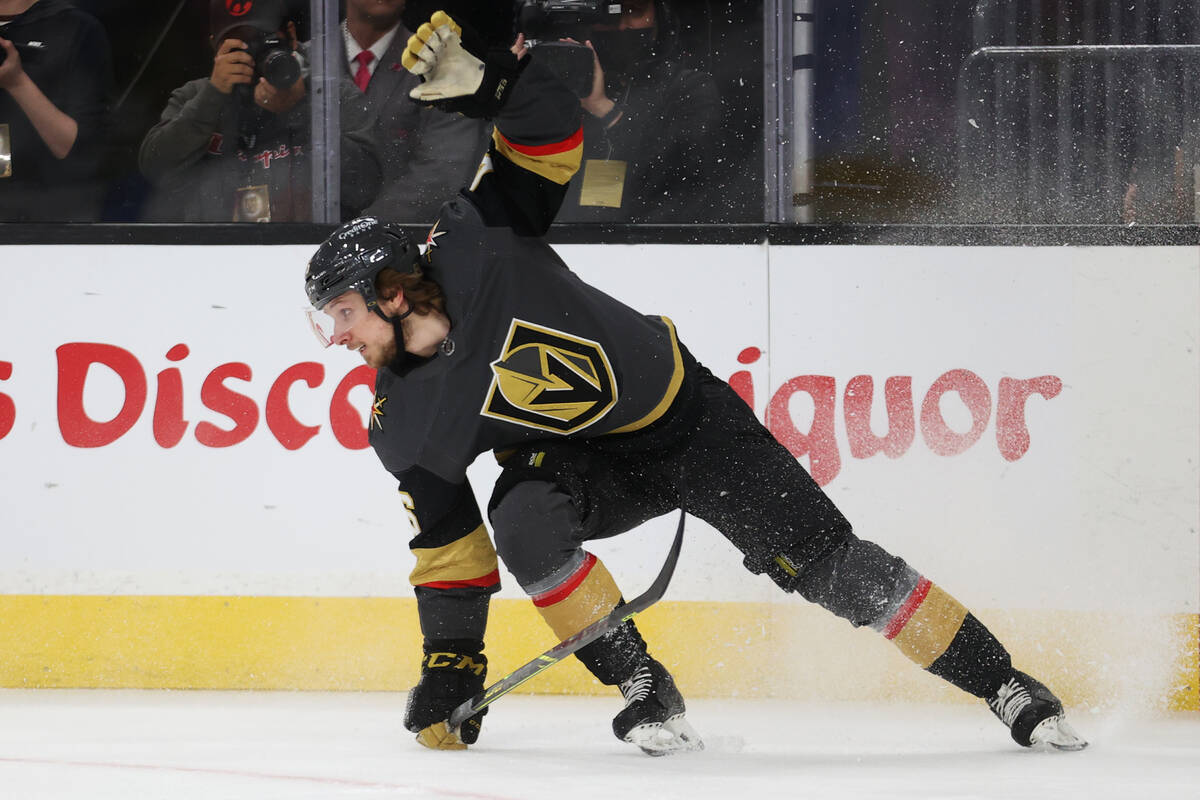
[366,59,689,612]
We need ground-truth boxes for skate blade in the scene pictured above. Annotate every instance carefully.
[1029,715,1088,752]
[624,714,705,756]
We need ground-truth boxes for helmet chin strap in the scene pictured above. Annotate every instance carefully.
[378,302,418,374]
[371,300,414,324]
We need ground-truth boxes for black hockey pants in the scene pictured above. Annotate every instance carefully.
[488,364,918,631]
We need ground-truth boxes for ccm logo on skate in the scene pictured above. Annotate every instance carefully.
[730,348,1063,486]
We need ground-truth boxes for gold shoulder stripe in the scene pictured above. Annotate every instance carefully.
[409,524,498,587]
[604,316,685,435]
[492,128,582,185]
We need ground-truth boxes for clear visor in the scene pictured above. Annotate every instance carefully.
[305,295,372,349]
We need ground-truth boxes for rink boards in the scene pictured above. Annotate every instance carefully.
[0,243,1196,710]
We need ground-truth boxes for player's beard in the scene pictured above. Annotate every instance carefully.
[364,344,392,369]
[362,307,418,373]
[361,324,399,370]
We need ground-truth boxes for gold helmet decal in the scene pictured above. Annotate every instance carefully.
[481,320,618,434]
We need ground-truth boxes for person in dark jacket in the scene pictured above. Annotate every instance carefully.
[138,0,380,222]
[556,0,721,224]
[342,0,488,222]
[0,0,112,221]
[302,12,1089,757]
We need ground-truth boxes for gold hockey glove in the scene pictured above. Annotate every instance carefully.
[401,10,521,118]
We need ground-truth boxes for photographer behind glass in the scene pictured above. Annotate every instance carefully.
[520,0,720,224]
[139,0,380,222]
[0,0,112,222]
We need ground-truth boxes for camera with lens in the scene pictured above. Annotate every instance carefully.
[517,0,622,34]
[516,1,622,96]
[0,39,46,68]
[241,33,301,89]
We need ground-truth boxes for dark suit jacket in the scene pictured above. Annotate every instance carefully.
[344,27,490,223]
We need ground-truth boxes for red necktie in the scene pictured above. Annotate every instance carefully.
[353,50,374,92]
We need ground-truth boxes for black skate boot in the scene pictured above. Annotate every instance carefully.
[612,658,703,756]
[988,670,1087,751]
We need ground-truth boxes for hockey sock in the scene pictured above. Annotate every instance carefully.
[926,612,1013,698]
[875,576,1012,698]
[529,551,648,685]
[574,615,650,686]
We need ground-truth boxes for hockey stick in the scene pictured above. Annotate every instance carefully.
[446,506,687,732]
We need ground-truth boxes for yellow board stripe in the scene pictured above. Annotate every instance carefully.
[492,129,582,185]
[408,524,498,587]
[605,317,686,436]
[0,596,1193,711]
[890,584,969,669]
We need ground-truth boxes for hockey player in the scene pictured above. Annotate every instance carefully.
[303,11,1088,755]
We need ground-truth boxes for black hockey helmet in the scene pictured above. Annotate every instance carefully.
[304,216,419,312]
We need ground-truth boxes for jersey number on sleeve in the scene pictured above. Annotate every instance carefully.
[398,490,421,535]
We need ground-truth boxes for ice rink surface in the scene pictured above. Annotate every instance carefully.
[2,689,1196,800]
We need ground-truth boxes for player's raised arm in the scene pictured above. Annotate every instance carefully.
[401,10,582,234]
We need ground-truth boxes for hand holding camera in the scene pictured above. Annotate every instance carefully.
[252,73,305,114]
[514,0,623,98]
[564,39,618,121]
[211,34,303,114]
[210,38,255,95]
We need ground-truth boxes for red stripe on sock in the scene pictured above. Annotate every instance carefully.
[882,576,932,640]
[420,570,500,590]
[532,553,596,608]
[497,126,583,156]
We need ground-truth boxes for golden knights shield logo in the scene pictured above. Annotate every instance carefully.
[481,319,618,434]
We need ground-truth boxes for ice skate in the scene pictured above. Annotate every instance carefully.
[988,670,1087,751]
[613,659,704,756]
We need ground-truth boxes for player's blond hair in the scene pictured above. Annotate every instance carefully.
[375,265,446,317]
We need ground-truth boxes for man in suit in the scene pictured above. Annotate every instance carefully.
[342,0,488,222]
